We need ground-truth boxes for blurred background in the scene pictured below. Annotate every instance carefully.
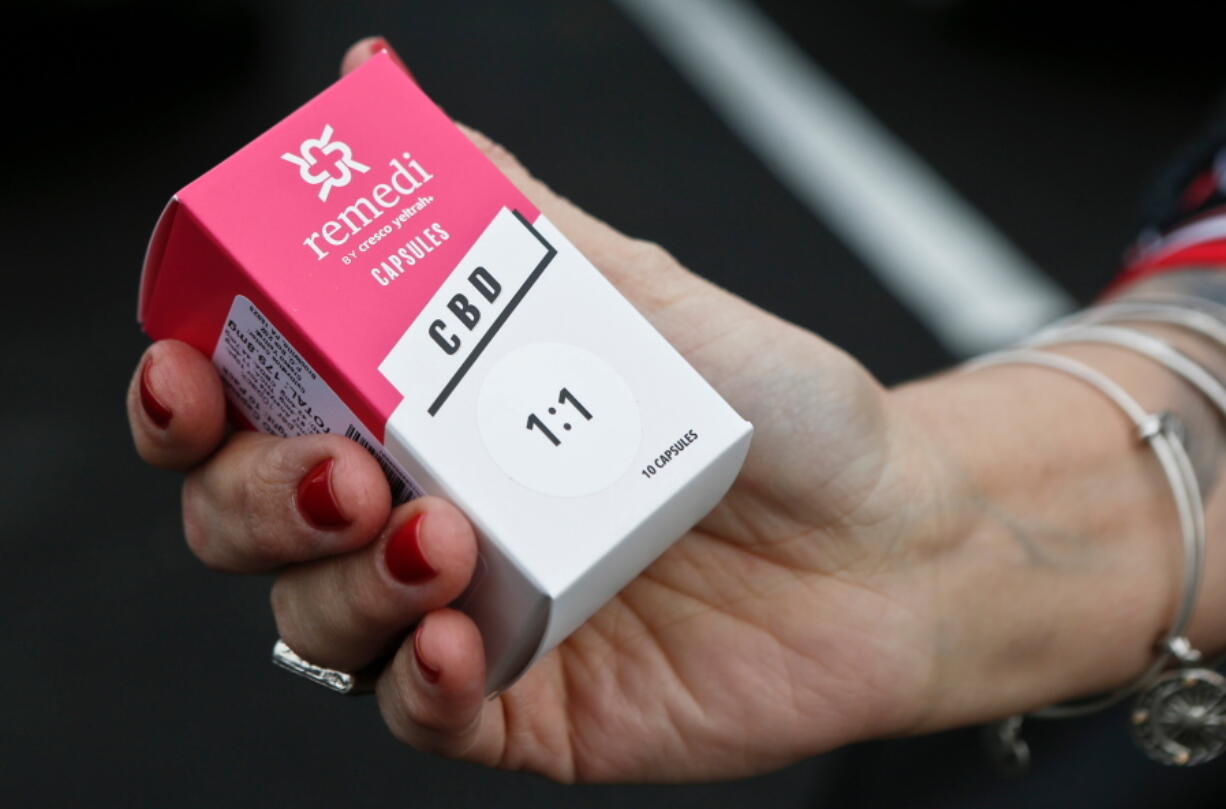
[5,0,1226,805]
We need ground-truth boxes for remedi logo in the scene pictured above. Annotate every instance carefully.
[285,126,438,266]
[281,124,370,202]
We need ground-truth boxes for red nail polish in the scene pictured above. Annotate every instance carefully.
[385,513,435,584]
[297,458,349,528]
[414,627,440,684]
[370,36,413,79]
[139,359,173,428]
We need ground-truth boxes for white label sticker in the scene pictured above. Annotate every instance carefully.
[213,295,424,504]
[478,342,641,497]
[378,206,552,416]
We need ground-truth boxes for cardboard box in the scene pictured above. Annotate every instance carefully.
[139,52,752,693]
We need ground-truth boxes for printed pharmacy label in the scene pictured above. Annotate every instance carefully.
[213,295,423,503]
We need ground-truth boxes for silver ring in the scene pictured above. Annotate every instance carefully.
[271,639,374,695]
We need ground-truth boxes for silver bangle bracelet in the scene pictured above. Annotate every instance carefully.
[964,348,1223,769]
[1110,290,1226,328]
[1024,323,1226,422]
[1074,301,1226,354]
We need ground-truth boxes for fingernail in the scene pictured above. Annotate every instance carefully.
[413,627,440,684]
[297,458,349,529]
[385,513,436,584]
[139,358,173,429]
[370,36,414,79]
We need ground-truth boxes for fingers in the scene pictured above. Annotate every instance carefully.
[375,609,506,766]
[128,340,227,471]
[181,431,391,573]
[340,36,413,80]
[270,497,477,671]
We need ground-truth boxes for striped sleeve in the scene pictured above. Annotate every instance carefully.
[1110,121,1226,293]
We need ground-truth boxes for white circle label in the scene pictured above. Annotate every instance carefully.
[477,342,641,497]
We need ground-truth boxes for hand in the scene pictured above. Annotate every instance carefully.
[130,37,1214,783]
[128,37,944,780]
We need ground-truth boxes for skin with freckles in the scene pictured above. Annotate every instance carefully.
[126,38,1226,783]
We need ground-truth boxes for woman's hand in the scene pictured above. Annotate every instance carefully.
[128,38,1226,782]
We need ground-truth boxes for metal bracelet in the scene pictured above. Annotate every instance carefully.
[1024,323,1226,420]
[964,348,1218,769]
[1074,300,1226,354]
[1110,291,1226,329]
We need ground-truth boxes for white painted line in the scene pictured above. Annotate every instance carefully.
[615,0,1074,355]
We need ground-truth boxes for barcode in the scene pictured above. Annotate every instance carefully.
[343,425,419,504]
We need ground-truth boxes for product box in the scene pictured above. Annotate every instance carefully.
[138,52,753,693]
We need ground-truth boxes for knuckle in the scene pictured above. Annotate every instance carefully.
[606,238,688,309]
[386,697,448,744]
[268,578,287,619]
[180,477,213,563]
[483,140,517,169]
[347,568,396,630]
[235,444,297,565]
[268,578,302,643]
[238,508,286,568]
[470,131,524,175]
[378,661,425,743]
[464,127,498,156]
[621,238,677,273]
